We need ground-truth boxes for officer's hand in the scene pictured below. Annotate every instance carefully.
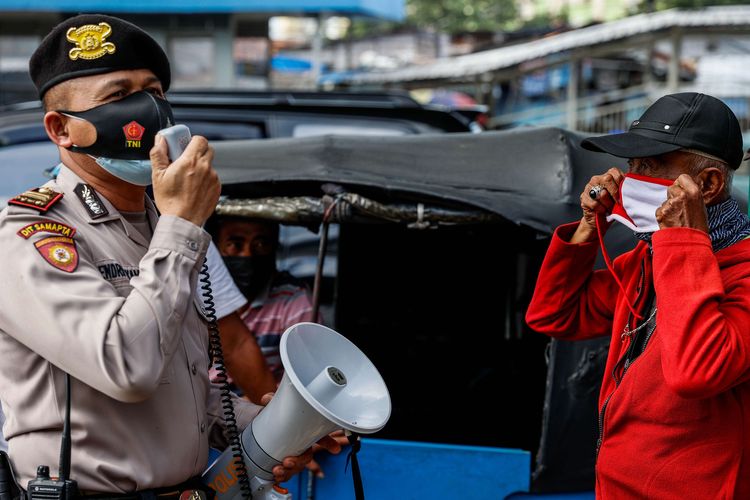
[305,430,349,479]
[259,393,344,483]
[272,435,343,483]
[572,167,624,244]
[150,134,221,227]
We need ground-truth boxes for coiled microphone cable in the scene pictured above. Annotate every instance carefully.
[200,258,252,499]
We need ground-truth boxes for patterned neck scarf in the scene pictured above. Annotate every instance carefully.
[635,197,750,252]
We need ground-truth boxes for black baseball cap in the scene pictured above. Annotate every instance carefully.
[30,14,170,98]
[581,92,743,169]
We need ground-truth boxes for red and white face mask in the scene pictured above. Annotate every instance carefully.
[606,173,673,233]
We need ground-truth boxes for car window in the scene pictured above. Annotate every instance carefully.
[0,124,48,146]
[292,123,407,137]
[181,120,265,141]
[0,141,58,204]
[277,224,338,279]
[274,115,419,138]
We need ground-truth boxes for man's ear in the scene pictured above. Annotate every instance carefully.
[43,111,73,148]
[697,167,725,205]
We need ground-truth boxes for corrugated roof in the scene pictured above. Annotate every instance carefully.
[347,6,750,84]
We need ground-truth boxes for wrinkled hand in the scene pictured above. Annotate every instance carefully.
[655,174,709,233]
[150,134,221,227]
[572,167,624,243]
[258,393,345,483]
[305,430,349,479]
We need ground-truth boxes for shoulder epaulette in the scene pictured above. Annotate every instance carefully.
[8,187,63,213]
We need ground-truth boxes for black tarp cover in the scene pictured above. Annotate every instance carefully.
[213,127,626,234]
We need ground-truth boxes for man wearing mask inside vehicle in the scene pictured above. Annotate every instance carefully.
[526,92,750,498]
[204,217,319,396]
[0,14,338,496]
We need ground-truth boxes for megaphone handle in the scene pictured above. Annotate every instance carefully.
[344,432,364,500]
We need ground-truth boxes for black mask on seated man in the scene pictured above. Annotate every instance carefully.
[60,91,174,160]
[224,255,276,301]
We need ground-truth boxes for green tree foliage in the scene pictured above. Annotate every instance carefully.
[405,0,518,33]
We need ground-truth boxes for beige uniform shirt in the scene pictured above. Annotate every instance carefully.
[0,166,260,493]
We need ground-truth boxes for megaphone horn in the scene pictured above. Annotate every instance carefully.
[203,323,391,500]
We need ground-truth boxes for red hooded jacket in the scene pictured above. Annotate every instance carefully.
[526,222,750,499]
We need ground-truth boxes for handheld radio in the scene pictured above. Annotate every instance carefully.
[26,375,79,500]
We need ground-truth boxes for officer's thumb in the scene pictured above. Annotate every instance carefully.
[150,134,170,171]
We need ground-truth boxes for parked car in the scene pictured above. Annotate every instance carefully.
[0,89,479,198]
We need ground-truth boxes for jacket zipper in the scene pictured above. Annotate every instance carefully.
[622,317,657,378]
[596,392,614,457]
[596,258,648,459]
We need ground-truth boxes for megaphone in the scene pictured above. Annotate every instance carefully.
[203,322,391,500]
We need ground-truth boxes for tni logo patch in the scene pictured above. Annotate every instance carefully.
[123,121,145,148]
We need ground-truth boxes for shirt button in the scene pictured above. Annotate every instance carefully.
[200,423,206,433]
[191,363,197,375]
[187,240,199,251]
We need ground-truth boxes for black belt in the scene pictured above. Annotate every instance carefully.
[82,478,212,500]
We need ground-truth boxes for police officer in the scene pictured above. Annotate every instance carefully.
[0,14,338,495]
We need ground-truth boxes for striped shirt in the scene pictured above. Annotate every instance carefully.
[239,272,317,381]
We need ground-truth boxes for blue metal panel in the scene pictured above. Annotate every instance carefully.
[0,0,404,20]
[281,438,531,500]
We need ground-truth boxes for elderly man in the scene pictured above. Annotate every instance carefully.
[0,14,337,496]
[526,93,750,498]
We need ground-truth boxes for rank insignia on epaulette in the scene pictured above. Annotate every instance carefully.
[35,236,78,273]
[8,188,63,213]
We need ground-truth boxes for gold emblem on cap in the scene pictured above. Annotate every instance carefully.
[66,22,116,61]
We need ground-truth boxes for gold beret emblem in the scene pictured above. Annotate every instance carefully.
[66,22,116,61]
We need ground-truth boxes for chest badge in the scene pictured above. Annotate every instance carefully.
[67,22,116,61]
[35,236,78,273]
[74,183,109,219]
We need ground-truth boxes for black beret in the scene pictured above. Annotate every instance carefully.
[30,14,170,98]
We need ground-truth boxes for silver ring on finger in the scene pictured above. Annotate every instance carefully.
[589,185,604,200]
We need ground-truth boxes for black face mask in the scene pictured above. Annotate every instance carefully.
[223,255,276,300]
[60,91,174,160]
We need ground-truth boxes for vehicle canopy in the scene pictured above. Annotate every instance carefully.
[213,127,609,234]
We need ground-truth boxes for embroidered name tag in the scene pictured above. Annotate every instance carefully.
[98,261,140,282]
